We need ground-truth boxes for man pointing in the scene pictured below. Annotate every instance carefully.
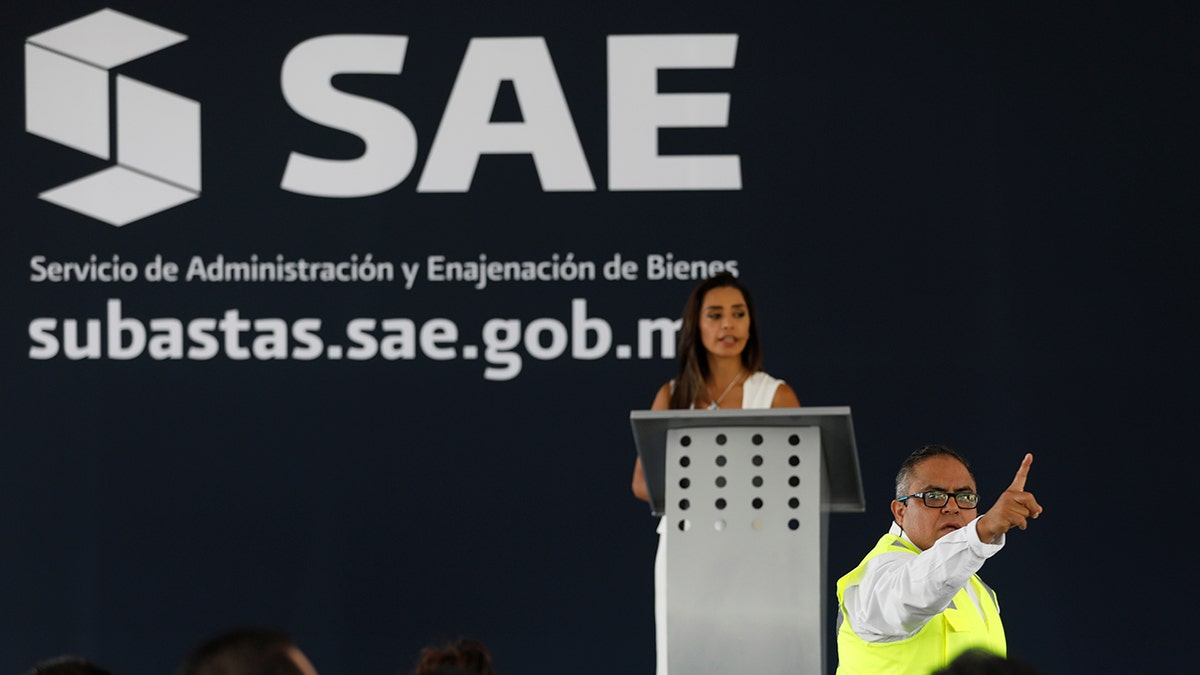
[835,445,1043,674]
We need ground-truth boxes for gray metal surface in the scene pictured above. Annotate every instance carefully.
[631,407,864,516]
[664,425,829,675]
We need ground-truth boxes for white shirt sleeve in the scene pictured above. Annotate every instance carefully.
[842,517,1005,643]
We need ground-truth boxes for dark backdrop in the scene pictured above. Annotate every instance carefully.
[3,1,1195,674]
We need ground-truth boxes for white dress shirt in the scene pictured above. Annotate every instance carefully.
[842,517,1005,643]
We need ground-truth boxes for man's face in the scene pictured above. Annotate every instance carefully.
[891,455,977,551]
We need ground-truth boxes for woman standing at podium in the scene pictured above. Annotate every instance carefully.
[631,271,800,675]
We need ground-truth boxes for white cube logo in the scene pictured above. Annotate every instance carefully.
[26,8,200,227]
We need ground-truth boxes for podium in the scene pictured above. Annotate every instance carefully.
[631,407,865,675]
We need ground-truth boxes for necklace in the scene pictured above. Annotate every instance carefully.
[707,370,744,410]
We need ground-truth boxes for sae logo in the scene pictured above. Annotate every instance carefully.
[25,8,200,227]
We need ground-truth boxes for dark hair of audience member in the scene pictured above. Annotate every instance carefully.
[23,656,114,675]
[932,648,1042,675]
[412,637,496,675]
[176,626,313,675]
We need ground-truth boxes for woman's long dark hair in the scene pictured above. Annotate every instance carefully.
[669,272,763,409]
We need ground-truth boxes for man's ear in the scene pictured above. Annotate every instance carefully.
[890,499,905,529]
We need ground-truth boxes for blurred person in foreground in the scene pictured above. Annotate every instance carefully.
[932,647,1043,674]
[23,656,114,675]
[176,626,318,675]
[410,637,496,675]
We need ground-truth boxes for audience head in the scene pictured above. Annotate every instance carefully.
[176,626,317,675]
[23,656,114,675]
[933,648,1042,674]
[411,637,495,675]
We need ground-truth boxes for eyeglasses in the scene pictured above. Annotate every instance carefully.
[897,491,979,509]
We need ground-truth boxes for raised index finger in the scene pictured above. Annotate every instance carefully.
[1010,452,1034,491]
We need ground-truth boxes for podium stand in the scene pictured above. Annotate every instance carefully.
[631,407,864,675]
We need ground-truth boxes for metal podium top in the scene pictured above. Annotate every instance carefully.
[631,406,866,516]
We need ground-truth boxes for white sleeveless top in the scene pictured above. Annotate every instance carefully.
[668,370,784,409]
[740,371,784,409]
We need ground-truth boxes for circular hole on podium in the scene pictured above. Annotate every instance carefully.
[751,518,765,531]
[715,476,727,488]
[679,478,690,489]
[752,497,764,509]
[679,499,690,511]
[789,476,800,487]
[752,433,763,445]
[716,433,727,445]
[752,455,764,466]
[715,498,727,510]
[714,519,726,531]
[752,476,763,487]
[678,519,691,532]
[789,434,801,446]
[788,519,800,531]
[789,455,800,467]
[716,455,727,467]
[680,456,691,467]
[789,497,800,508]
[680,435,691,447]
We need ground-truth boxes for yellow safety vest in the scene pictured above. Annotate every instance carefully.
[835,533,1007,674]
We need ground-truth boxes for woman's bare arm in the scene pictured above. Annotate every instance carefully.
[632,383,672,501]
[772,382,801,408]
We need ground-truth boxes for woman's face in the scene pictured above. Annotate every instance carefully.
[698,286,751,359]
